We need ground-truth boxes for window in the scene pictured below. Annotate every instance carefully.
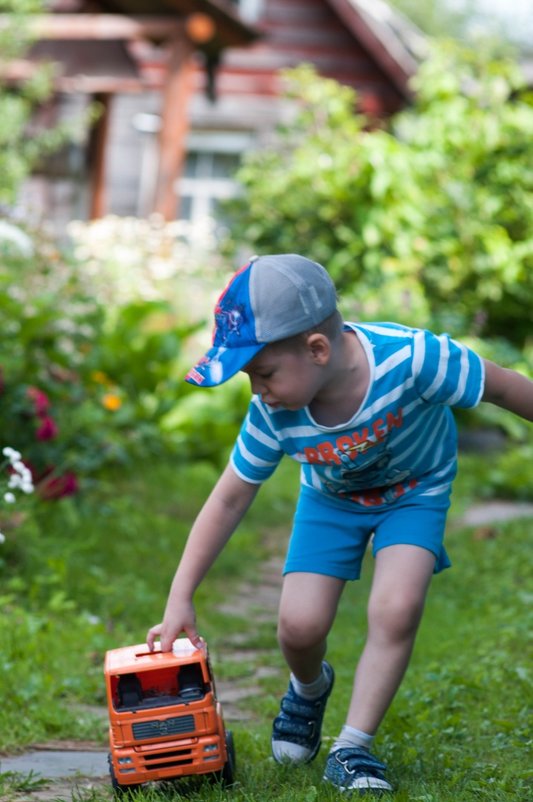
[175,131,254,228]
[229,0,264,23]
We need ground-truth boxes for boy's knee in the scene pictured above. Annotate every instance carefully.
[368,591,425,641]
[277,609,329,651]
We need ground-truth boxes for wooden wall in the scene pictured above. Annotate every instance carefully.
[198,0,406,115]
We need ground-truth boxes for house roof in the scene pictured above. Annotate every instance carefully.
[98,0,258,48]
[326,0,428,97]
[45,0,258,48]
[1,0,258,94]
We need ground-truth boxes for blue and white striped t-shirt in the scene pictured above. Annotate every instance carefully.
[230,322,485,507]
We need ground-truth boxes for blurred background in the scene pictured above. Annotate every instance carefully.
[0,1,531,779]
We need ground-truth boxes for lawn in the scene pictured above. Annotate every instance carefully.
[0,455,531,801]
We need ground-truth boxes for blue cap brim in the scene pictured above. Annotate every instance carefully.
[185,342,266,387]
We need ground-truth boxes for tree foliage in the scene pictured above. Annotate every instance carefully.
[387,0,482,42]
[389,0,532,48]
[0,0,88,205]
[0,0,49,203]
[225,42,533,351]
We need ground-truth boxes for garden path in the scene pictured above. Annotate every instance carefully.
[2,501,533,800]
[0,552,285,800]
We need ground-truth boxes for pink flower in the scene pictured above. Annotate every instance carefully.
[36,416,58,441]
[39,471,79,500]
[27,386,50,417]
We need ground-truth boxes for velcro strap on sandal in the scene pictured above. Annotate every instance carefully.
[280,697,320,720]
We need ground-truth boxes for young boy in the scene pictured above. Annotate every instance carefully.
[147,254,532,793]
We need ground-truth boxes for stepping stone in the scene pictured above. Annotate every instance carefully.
[0,749,108,779]
[458,501,533,527]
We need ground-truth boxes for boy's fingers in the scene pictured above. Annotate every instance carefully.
[186,628,203,649]
[160,632,175,652]
[146,624,162,651]
[146,620,202,653]
[160,629,201,652]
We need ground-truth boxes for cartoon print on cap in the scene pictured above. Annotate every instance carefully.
[215,303,246,345]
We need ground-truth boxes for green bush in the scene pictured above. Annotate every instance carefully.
[225,43,533,350]
[0,223,202,501]
[223,43,532,485]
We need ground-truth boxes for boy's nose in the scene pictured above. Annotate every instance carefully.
[250,377,264,395]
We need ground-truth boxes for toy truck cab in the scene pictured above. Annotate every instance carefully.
[104,639,235,792]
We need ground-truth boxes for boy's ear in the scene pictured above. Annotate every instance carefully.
[307,333,330,364]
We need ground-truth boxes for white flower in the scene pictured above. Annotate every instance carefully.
[2,446,34,499]
[11,462,32,485]
[2,447,22,463]
[0,532,5,544]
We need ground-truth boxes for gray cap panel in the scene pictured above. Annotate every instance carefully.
[251,254,337,343]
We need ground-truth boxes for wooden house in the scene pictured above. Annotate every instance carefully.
[6,0,426,228]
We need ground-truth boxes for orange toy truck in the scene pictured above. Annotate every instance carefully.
[104,638,235,793]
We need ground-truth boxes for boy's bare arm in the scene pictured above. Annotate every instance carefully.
[482,359,533,421]
[147,463,260,651]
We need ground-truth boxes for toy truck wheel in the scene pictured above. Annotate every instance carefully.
[221,730,236,786]
[108,754,142,796]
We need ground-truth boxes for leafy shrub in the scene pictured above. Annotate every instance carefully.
[160,375,250,468]
[0,223,102,494]
[224,43,533,349]
[0,222,202,498]
[66,215,250,467]
[222,44,532,485]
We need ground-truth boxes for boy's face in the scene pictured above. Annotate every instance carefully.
[242,340,325,411]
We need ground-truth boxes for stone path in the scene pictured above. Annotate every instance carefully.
[0,744,109,782]
[0,553,284,800]
[455,500,533,527]
[1,503,531,800]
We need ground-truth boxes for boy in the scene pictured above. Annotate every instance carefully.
[147,254,532,793]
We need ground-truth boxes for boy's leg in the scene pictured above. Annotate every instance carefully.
[324,543,435,793]
[277,571,345,681]
[272,571,344,763]
[346,543,435,734]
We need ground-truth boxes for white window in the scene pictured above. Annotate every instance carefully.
[175,131,254,228]
[230,0,264,23]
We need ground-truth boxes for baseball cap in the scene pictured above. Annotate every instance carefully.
[185,254,337,387]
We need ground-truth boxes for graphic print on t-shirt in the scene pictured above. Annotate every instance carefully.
[231,322,485,507]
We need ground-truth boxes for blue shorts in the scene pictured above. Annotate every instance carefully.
[283,484,452,580]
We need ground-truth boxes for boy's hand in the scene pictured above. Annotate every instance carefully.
[146,601,202,652]
[146,467,259,654]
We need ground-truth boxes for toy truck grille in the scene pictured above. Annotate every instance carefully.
[132,714,195,741]
[141,745,195,771]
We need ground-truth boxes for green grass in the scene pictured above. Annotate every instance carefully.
[0,456,531,801]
